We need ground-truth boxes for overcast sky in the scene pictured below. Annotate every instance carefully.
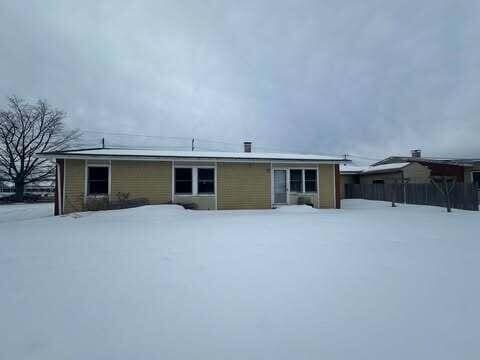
[1,0,479,163]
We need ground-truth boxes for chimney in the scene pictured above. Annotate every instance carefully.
[411,149,421,158]
[244,141,252,153]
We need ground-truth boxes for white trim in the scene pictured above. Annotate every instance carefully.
[85,160,111,200]
[273,168,289,205]
[192,167,198,195]
[40,154,346,164]
[273,167,319,205]
[214,162,218,210]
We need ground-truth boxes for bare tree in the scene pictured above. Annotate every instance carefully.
[431,176,456,212]
[0,96,80,201]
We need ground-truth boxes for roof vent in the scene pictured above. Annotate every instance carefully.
[244,141,252,153]
[411,149,421,158]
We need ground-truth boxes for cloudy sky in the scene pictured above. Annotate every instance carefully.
[1,0,479,163]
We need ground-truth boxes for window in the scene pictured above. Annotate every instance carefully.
[473,172,480,189]
[373,180,384,185]
[198,168,214,194]
[175,168,192,194]
[175,167,215,195]
[290,169,303,192]
[87,167,109,195]
[304,169,317,192]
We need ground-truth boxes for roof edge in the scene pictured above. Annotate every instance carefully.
[35,148,349,164]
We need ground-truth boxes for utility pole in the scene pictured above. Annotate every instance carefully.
[102,137,105,149]
[191,138,195,151]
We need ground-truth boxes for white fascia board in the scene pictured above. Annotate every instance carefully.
[36,154,346,164]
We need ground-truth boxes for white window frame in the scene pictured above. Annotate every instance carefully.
[289,169,303,193]
[174,166,216,196]
[288,168,318,194]
[303,168,318,193]
[84,161,111,200]
[174,167,194,195]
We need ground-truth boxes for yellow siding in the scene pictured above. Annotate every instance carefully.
[64,159,85,214]
[217,163,271,209]
[319,164,335,208]
[111,161,172,204]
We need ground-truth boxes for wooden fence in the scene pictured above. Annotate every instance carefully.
[344,183,479,211]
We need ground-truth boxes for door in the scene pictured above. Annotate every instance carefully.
[274,169,288,204]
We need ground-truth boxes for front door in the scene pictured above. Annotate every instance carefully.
[274,169,288,204]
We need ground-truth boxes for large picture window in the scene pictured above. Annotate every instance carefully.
[87,167,109,195]
[198,168,214,194]
[175,168,193,194]
[290,169,303,192]
[304,169,317,192]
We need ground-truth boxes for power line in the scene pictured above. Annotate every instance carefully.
[78,128,383,160]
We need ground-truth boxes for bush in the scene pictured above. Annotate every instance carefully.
[84,193,149,212]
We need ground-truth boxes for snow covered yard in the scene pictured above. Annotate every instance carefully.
[0,202,53,223]
[1,200,479,360]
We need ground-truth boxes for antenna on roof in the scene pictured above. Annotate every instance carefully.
[191,138,195,151]
[102,137,105,149]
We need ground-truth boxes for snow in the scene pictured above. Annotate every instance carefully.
[1,200,479,359]
[340,164,367,174]
[37,148,346,162]
[362,162,410,173]
[340,163,411,174]
[0,202,53,223]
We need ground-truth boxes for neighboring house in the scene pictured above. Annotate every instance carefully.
[340,161,430,185]
[340,150,480,198]
[339,165,364,198]
[360,162,431,184]
[37,143,347,215]
[372,150,480,183]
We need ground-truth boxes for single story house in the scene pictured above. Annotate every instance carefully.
[359,162,431,185]
[339,165,364,198]
[340,150,480,198]
[37,143,347,215]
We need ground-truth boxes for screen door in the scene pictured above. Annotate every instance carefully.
[274,169,288,204]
